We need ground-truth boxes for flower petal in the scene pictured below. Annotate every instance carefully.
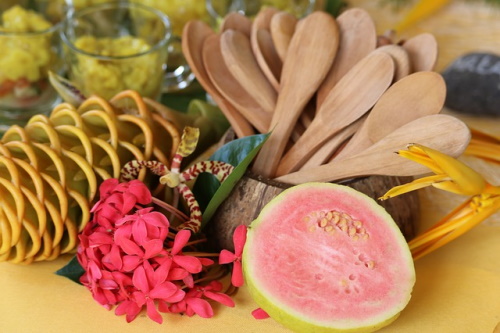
[150,281,181,299]
[168,267,189,281]
[143,239,165,259]
[102,244,123,271]
[231,261,244,287]
[204,291,235,307]
[252,308,270,319]
[115,300,141,322]
[233,225,247,256]
[129,180,152,205]
[173,255,202,274]
[142,211,170,228]
[122,255,142,272]
[146,299,163,324]
[165,288,186,303]
[171,230,191,254]
[116,235,143,256]
[132,265,150,292]
[219,249,236,264]
[186,297,214,318]
[132,219,148,245]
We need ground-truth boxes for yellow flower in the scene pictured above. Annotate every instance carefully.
[464,128,500,165]
[380,143,500,260]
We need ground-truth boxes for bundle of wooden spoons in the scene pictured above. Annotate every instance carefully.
[182,7,471,183]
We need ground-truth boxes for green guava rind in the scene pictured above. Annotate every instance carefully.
[245,275,401,333]
[242,182,415,333]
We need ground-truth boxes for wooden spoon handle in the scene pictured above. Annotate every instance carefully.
[302,116,365,169]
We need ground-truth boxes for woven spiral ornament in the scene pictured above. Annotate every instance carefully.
[0,90,181,264]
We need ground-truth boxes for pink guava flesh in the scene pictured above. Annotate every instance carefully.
[244,183,415,329]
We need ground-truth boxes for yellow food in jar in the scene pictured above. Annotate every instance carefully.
[0,6,56,83]
[46,0,115,20]
[70,36,165,100]
[137,0,209,36]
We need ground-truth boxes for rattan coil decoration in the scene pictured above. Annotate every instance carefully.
[0,90,181,264]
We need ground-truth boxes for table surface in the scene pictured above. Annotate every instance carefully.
[1,113,499,333]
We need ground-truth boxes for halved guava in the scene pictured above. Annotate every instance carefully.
[243,182,415,333]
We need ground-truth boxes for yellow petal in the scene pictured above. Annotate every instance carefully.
[394,0,452,32]
[470,127,500,143]
[411,196,500,260]
[432,181,472,195]
[413,144,486,195]
[380,174,447,200]
[465,140,500,163]
[400,144,445,174]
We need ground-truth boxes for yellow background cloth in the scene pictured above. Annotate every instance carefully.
[0,114,499,332]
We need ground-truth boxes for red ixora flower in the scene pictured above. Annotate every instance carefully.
[77,178,236,324]
[168,281,235,318]
[219,225,247,287]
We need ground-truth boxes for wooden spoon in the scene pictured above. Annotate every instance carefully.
[317,8,377,107]
[333,71,446,160]
[374,44,411,81]
[220,29,277,114]
[203,34,271,133]
[182,20,254,137]
[276,114,471,185]
[300,115,366,169]
[251,11,340,178]
[256,28,282,83]
[275,51,394,177]
[403,33,438,72]
[270,11,298,61]
[220,11,252,36]
[251,7,281,91]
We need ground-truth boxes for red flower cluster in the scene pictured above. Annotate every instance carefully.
[77,179,236,324]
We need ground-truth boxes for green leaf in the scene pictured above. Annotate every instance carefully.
[160,82,207,112]
[193,133,270,228]
[324,0,348,16]
[55,255,85,284]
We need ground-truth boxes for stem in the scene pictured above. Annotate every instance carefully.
[152,196,189,221]
[183,252,220,257]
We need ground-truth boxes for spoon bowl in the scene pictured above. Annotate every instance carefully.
[317,8,377,107]
[252,11,340,178]
[270,11,298,61]
[182,20,254,137]
[220,29,277,114]
[403,33,438,72]
[251,7,281,90]
[334,71,446,160]
[220,12,252,36]
[276,51,394,176]
[276,114,471,184]
[203,34,271,133]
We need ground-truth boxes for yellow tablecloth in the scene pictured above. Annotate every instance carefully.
[1,114,500,333]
